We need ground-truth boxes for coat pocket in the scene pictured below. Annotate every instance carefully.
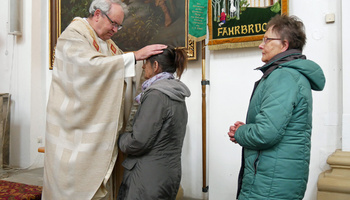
[122,158,137,170]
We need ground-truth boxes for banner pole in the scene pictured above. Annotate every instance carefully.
[201,39,209,193]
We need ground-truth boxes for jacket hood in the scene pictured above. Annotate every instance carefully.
[257,49,325,91]
[280,59,325,91]
[145,79,191,102]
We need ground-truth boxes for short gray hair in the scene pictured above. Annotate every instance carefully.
[266,15,306,51]
[89,0,128,16]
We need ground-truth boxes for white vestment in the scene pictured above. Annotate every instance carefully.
[43,17,134,200]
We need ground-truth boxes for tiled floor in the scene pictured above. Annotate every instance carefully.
[0,167,205,200]
[0,167,43,186]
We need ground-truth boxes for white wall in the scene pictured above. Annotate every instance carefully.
[0,0,46,169]
[341,0,350,151]
[0,0,345,200]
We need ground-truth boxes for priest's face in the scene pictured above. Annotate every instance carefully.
[96,3,124,41]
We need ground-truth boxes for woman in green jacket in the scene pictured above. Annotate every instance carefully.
[228,15,326,200]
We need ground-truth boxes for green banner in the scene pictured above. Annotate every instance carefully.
[189,0,208,41]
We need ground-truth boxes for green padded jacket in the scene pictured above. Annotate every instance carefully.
[235,49,326,200]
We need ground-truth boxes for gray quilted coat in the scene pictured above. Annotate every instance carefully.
[118,78,191,200]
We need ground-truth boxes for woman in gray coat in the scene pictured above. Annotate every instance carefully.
[117,47,191,200]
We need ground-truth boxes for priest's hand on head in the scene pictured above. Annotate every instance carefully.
[134,44,167,61]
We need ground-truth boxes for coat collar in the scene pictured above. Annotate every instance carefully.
[256,49,306,79]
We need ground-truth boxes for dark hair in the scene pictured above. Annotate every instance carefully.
[147,46,188,79]
[266,14,306,51]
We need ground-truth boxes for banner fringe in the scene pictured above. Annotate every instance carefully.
[208,41,261,50]
[189,34,207,42]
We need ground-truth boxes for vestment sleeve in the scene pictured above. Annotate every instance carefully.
[122,52,136,78]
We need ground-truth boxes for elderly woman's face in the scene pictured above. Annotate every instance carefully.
[259,27,287,63]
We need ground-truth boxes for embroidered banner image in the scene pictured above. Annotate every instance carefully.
[208,0,288,50]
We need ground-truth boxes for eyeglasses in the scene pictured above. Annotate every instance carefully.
[101,11,123,30]
[262,37,281,44]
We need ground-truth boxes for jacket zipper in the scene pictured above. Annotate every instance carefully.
[254,151,260,174]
